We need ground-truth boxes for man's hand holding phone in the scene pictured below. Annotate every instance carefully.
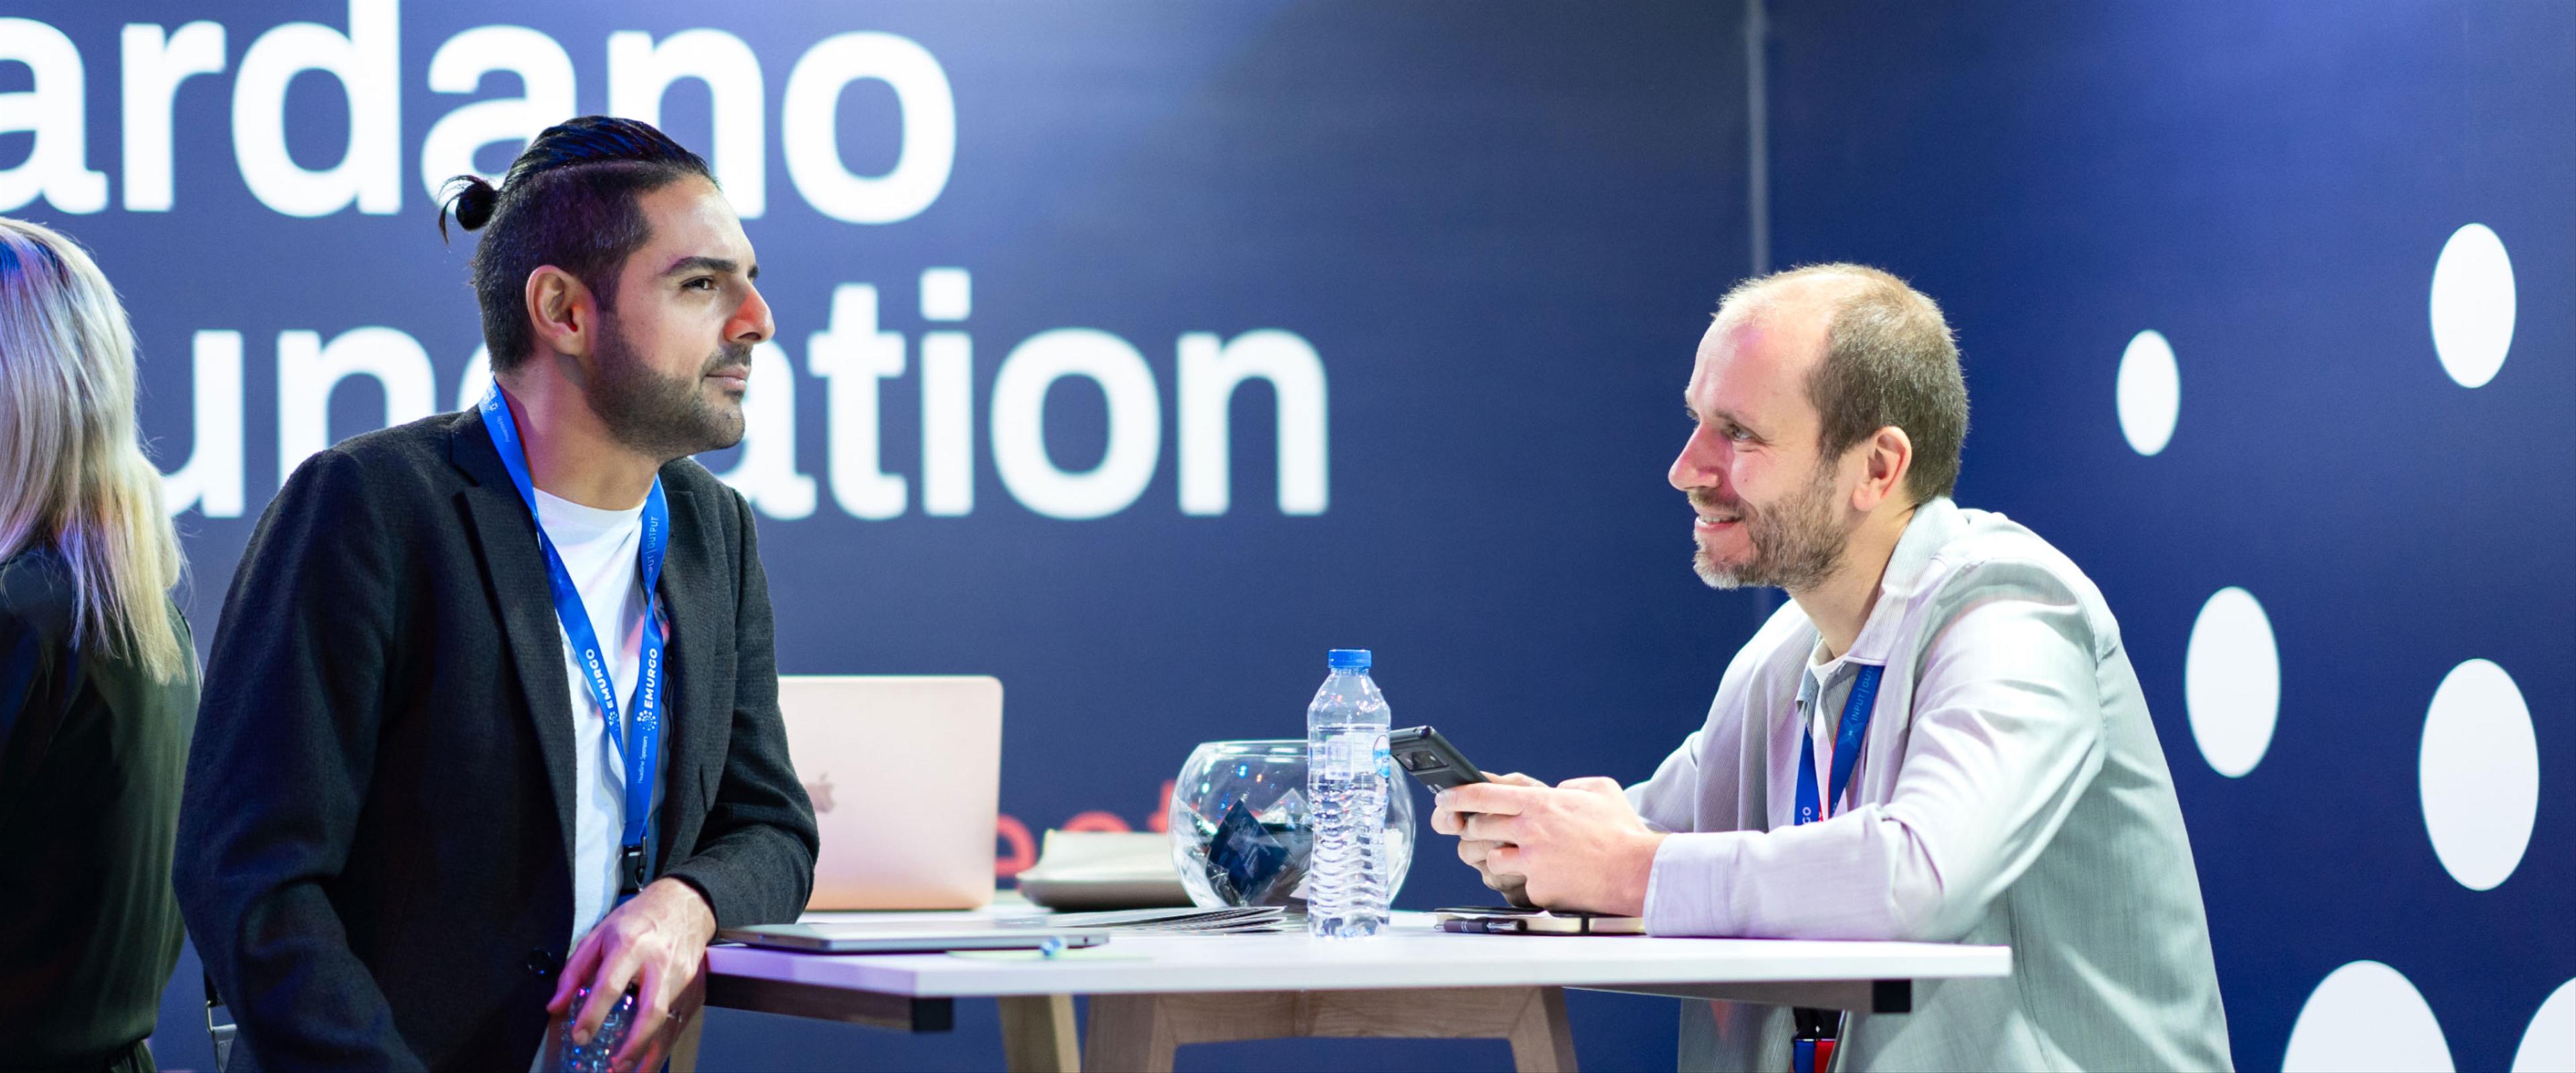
[1431,771,1546,907]
[1437,777,1666,917]
[1403,724,1664,915]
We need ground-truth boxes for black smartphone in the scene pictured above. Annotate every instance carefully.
[1387,725,1488,791]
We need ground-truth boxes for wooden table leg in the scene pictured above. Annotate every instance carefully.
[1080,987,1577,1073]
[667,1011,707,1073]
[1502,986,1577,1073]
[1083,993,1177,1072]
[998,995,1081,1072]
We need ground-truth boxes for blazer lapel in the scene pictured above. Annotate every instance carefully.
[653,487,727,864]
[449,412,581,873]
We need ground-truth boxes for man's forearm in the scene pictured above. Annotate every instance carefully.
[1642,813,1951,940]
[662,820,816,927]
[1607,830,1670,917]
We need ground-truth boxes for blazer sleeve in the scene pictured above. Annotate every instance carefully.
[1627,728,1707,836]
[661,486,819,927]
[174,449,425,1072]
[1642,563,2107,940]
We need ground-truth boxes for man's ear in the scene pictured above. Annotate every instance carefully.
[1851,425,1915,512]
[525,266,596,360]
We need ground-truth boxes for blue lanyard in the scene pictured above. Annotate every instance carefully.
[480,386,668,897]
[1794,663,1884,826]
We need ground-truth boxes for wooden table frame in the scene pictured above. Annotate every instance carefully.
[678,980,1917,1073]
[677,972,1927,1072]
[672,915,1993,1072]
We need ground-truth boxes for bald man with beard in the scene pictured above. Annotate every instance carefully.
[1433,265,2232,1072]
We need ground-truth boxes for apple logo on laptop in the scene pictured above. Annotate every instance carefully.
[805,772,836,813]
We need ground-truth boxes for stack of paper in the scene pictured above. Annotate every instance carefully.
[1014,831,1194,910]
[1002,906,1295,934]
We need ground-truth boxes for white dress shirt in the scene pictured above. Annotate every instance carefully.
[532,489,669,955]
[1629,497,2233,1071]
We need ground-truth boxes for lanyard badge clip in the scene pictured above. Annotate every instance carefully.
[1792,1006,1843,1072]
[620,844,649,896]
[1788,663,1879,1073]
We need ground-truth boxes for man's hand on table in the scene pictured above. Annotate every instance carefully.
[1434,776,1667,917]
[547,877,718,1073]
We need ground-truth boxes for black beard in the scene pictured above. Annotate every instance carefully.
[586,321,749,461]
[1691,458,1848,592]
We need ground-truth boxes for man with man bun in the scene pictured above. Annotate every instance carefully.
[178,117,815,1072]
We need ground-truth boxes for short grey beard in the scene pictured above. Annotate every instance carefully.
[1691,461,1849,592]
[587,321,749,461]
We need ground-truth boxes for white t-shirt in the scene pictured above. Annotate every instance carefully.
[531,488,668,952]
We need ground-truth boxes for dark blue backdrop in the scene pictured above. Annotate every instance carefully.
[3,1,2566,1070]
[9,1,1750,1068]
[1765,2,2573,1071]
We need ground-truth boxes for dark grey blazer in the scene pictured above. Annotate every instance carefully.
[176,409,818,1072]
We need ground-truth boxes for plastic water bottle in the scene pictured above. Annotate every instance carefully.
[554,986,636,1073]
[1307,648,1391,938]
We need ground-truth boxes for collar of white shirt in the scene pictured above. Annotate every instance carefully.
[1840,496,1968,667]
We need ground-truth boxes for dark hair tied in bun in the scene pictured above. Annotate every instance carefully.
[453,117,712,372]
[435,174,500,242]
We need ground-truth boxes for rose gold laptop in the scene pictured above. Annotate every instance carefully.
[777,675,1002,911]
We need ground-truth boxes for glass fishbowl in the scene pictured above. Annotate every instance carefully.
[1167,739,1415,909]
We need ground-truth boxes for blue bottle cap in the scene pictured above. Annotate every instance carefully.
[1328,648,1372,670]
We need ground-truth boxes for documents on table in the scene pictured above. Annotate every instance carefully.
[1002,906,1294,934]
[718,920,1114,954]
[1014,830,1195,910]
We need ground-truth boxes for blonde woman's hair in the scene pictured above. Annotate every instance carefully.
[0,217,188,683]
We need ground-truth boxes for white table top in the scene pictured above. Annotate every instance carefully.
[706,910,2010,999]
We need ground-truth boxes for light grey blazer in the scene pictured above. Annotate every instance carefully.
[1629,498,2233,1071]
